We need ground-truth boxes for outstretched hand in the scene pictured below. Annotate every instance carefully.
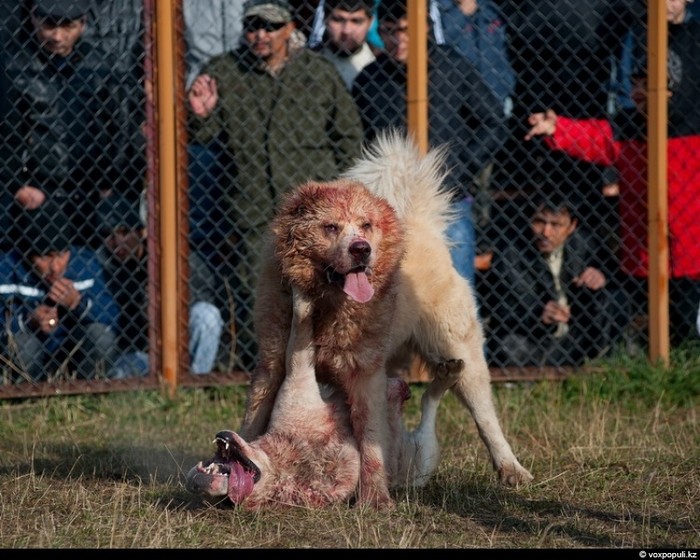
[188,74,219,118]
[525,109,558,141]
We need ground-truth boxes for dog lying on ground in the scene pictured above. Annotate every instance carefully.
[240,131,534,507]
[186,288,458,508]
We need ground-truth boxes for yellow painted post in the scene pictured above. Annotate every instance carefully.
[646,0,670,366]
[155,0,181,394]
[407,0,428,154]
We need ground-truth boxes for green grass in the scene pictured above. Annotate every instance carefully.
[0,347,698,548]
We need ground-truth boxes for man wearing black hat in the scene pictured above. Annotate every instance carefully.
[0,204,120,382]
[187,0,362,369]
[0,0,137,250]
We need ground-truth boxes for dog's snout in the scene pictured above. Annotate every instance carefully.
[349,239,371,262]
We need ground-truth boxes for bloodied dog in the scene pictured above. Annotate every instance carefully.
[237,131,533,508]
[186,288,458,508]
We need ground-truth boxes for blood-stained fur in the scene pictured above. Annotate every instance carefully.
[186,289,457,509]
[240,131,533,508]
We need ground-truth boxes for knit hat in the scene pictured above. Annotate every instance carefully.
[243,0,293,23]
[17,204,71,256]
[33,0,90,21]
[96,194,143,234]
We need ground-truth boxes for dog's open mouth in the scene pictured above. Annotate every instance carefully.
[186,430,261,504]
[326,266,375,303]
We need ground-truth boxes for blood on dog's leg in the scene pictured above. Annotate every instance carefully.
[239,372,281,439]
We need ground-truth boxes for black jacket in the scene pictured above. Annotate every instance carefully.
[1,35,135,203]
[485,227,612,366]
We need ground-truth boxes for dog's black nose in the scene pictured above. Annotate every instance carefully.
[349,239,371,261]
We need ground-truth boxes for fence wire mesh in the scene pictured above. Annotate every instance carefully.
[1,0,698,398]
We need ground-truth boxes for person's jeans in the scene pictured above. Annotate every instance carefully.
[108,301,223,378]
[189,300,224,374]
[445,197,476,285]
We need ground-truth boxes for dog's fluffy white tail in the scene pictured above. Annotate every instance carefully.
[342,130,457,229]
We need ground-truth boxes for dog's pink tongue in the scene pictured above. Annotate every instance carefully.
[227,462,255,504]
[344,271,374,303]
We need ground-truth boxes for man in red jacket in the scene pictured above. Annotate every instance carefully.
[525,19,700,347]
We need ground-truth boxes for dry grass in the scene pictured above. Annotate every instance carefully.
[0,349,698,549]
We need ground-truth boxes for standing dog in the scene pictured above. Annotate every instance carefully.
[241,131,533,507]
[186,288,458,508]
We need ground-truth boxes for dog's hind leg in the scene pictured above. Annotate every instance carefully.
[446,340,534,487]
[390,363,461,488]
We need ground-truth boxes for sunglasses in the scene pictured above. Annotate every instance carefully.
[243,17,288,33]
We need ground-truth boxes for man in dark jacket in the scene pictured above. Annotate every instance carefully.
[0,0,136,249]
[484,193,614,367]
[352,0,507,285]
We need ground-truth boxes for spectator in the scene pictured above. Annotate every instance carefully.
[430,0,515,259]
[609,0,694,114]
[187,0,363,369]
[525,19,700,347]
[0,203,119,382]
[309,0,377,90]
[484,193,614,367]
[96,194,224,378]
[310,0,384,50]
[431,0,515,118]
[352,0,507,285]
[0,0,137,249]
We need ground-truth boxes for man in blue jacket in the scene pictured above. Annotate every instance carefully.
[0,204,119,382]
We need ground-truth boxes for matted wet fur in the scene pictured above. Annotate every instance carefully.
[242,131,533,507]
[186,288,457,509]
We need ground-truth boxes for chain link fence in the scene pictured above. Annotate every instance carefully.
[1,0,698,398]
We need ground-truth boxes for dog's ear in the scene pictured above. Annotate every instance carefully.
[276,182,322,221]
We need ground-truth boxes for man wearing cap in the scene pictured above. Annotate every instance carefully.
[0,0,137,250]
[0,203,120,382]
[187,0,363,370]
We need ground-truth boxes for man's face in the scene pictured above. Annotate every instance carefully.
[666,0,689,24]
[325,8,373,54]
[243,17,294,61]
[378,16,409,64]
[530,209,577,256]
[31,12,86,57]
[105,227,145,263]
[30,251,70,285]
